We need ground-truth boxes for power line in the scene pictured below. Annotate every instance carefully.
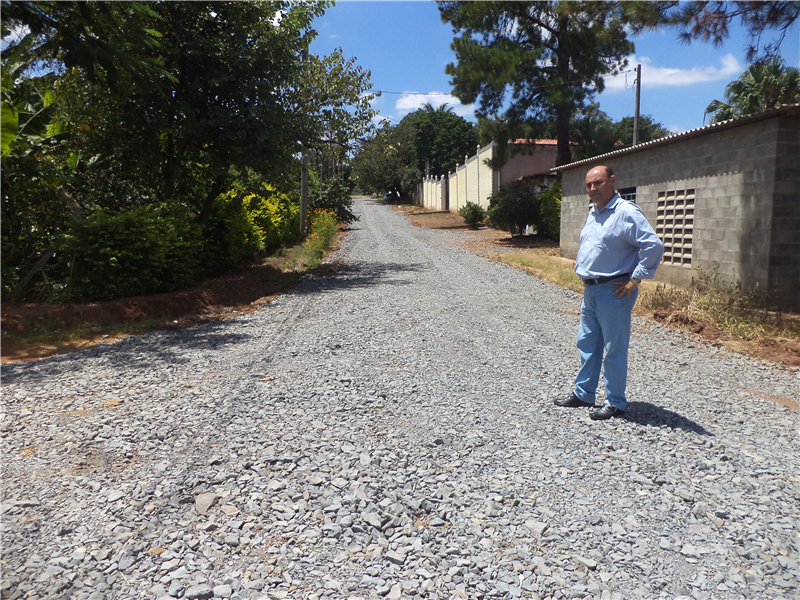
[370,68,635,98]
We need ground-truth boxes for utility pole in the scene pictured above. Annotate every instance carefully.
[300,46,309,238]
[633,63,641,146]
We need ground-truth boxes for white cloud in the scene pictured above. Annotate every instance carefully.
[394,92,475,118]
[603,54,743,92]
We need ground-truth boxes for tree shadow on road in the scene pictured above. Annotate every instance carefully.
[621,401,713,436]
[2,322,254,381]
[295,262,426,294]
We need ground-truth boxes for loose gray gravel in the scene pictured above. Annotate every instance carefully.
[2,196,799,600]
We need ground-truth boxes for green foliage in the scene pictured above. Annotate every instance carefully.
[537,181,562,240]
[309,172,359,225]
[458,202,486,230]
[570,103,671,159]
[570,106,617,160]
[488,181,560,239]
[704,57,800,123]
[352,120,416,196]
[400,167,423,196]
[200,191,264,276]
[614,115,671,145]
[301,209,338,268]
[65,205,202,302]
[412,107,478,176]
[1,66,73,298]
[1,1,381,304]
[293,47,378,156]
[0,1,170,89]
[244,188,300,251]
[353,105,478,195]
[622,1,799,63]
[439,1,633,166]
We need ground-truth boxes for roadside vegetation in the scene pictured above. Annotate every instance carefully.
[1,207,344,361]
[2,2,373,306]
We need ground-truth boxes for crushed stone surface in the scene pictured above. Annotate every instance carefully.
[2,196,799,600]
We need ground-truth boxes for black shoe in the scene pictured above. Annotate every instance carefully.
[554,393,594,408]
[590,404,624,420]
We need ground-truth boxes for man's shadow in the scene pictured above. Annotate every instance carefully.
[621,401,713,436]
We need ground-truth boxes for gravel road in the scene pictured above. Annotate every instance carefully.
[2,196,799,600]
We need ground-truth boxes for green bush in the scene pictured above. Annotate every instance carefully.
[458,201,486,230]
[65,205,202,302]
[538,181,562,240]
[302,209,339,268]
[487,183,540,236]
[487,181,561,239]
[244,187,300,251]
[309,173,359,225]
[201,191,264,276]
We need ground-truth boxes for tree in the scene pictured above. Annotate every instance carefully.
[569,103,671,159]
[613,115,671,146]
[412,109,478,176]
[0,65,71,297]
[623,1,799,62]
[570,103,616,159]
[0,1,170,88]
[292,47,378,162]
[351,105,477,196]
[42,2,331,221]
[351,121,416,196]
[705,57,800,123]
[438,1,633,167]
[487,182,544,237]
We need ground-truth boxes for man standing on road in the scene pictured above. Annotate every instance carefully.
[555,166,663,420]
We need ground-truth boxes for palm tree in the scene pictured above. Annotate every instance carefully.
[422,102,455,114]
[705,57,800,123]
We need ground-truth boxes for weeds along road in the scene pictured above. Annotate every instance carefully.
[2,196,799,599]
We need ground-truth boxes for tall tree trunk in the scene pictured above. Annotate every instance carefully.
[161,133,176,200]
[555,109,572,167]
[554,13,574,168]
[197,171,228,226]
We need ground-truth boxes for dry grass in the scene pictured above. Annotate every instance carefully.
[491,253,584,293]
[486,248,800,367]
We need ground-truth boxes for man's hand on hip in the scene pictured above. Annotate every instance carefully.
[612,279,639,299]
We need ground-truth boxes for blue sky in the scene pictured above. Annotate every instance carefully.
[309,0,800,134]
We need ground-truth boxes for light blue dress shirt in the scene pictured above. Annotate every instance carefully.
[574,193,664,281]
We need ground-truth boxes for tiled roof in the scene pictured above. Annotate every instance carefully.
[550,103,800,172]
[511,139,558,145]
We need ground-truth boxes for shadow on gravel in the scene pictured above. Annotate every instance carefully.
[2,322,254,380]
[622,401,713,436]
[296,262,426,294]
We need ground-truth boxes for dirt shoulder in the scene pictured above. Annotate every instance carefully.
[395,204,800,369]
[1,236,344,363]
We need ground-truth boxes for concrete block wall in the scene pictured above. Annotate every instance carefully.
[451,165,468,212]
[560,112,800,310]
[768,115,800,310]
[477,145,495,209]
[465,154,479,210]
